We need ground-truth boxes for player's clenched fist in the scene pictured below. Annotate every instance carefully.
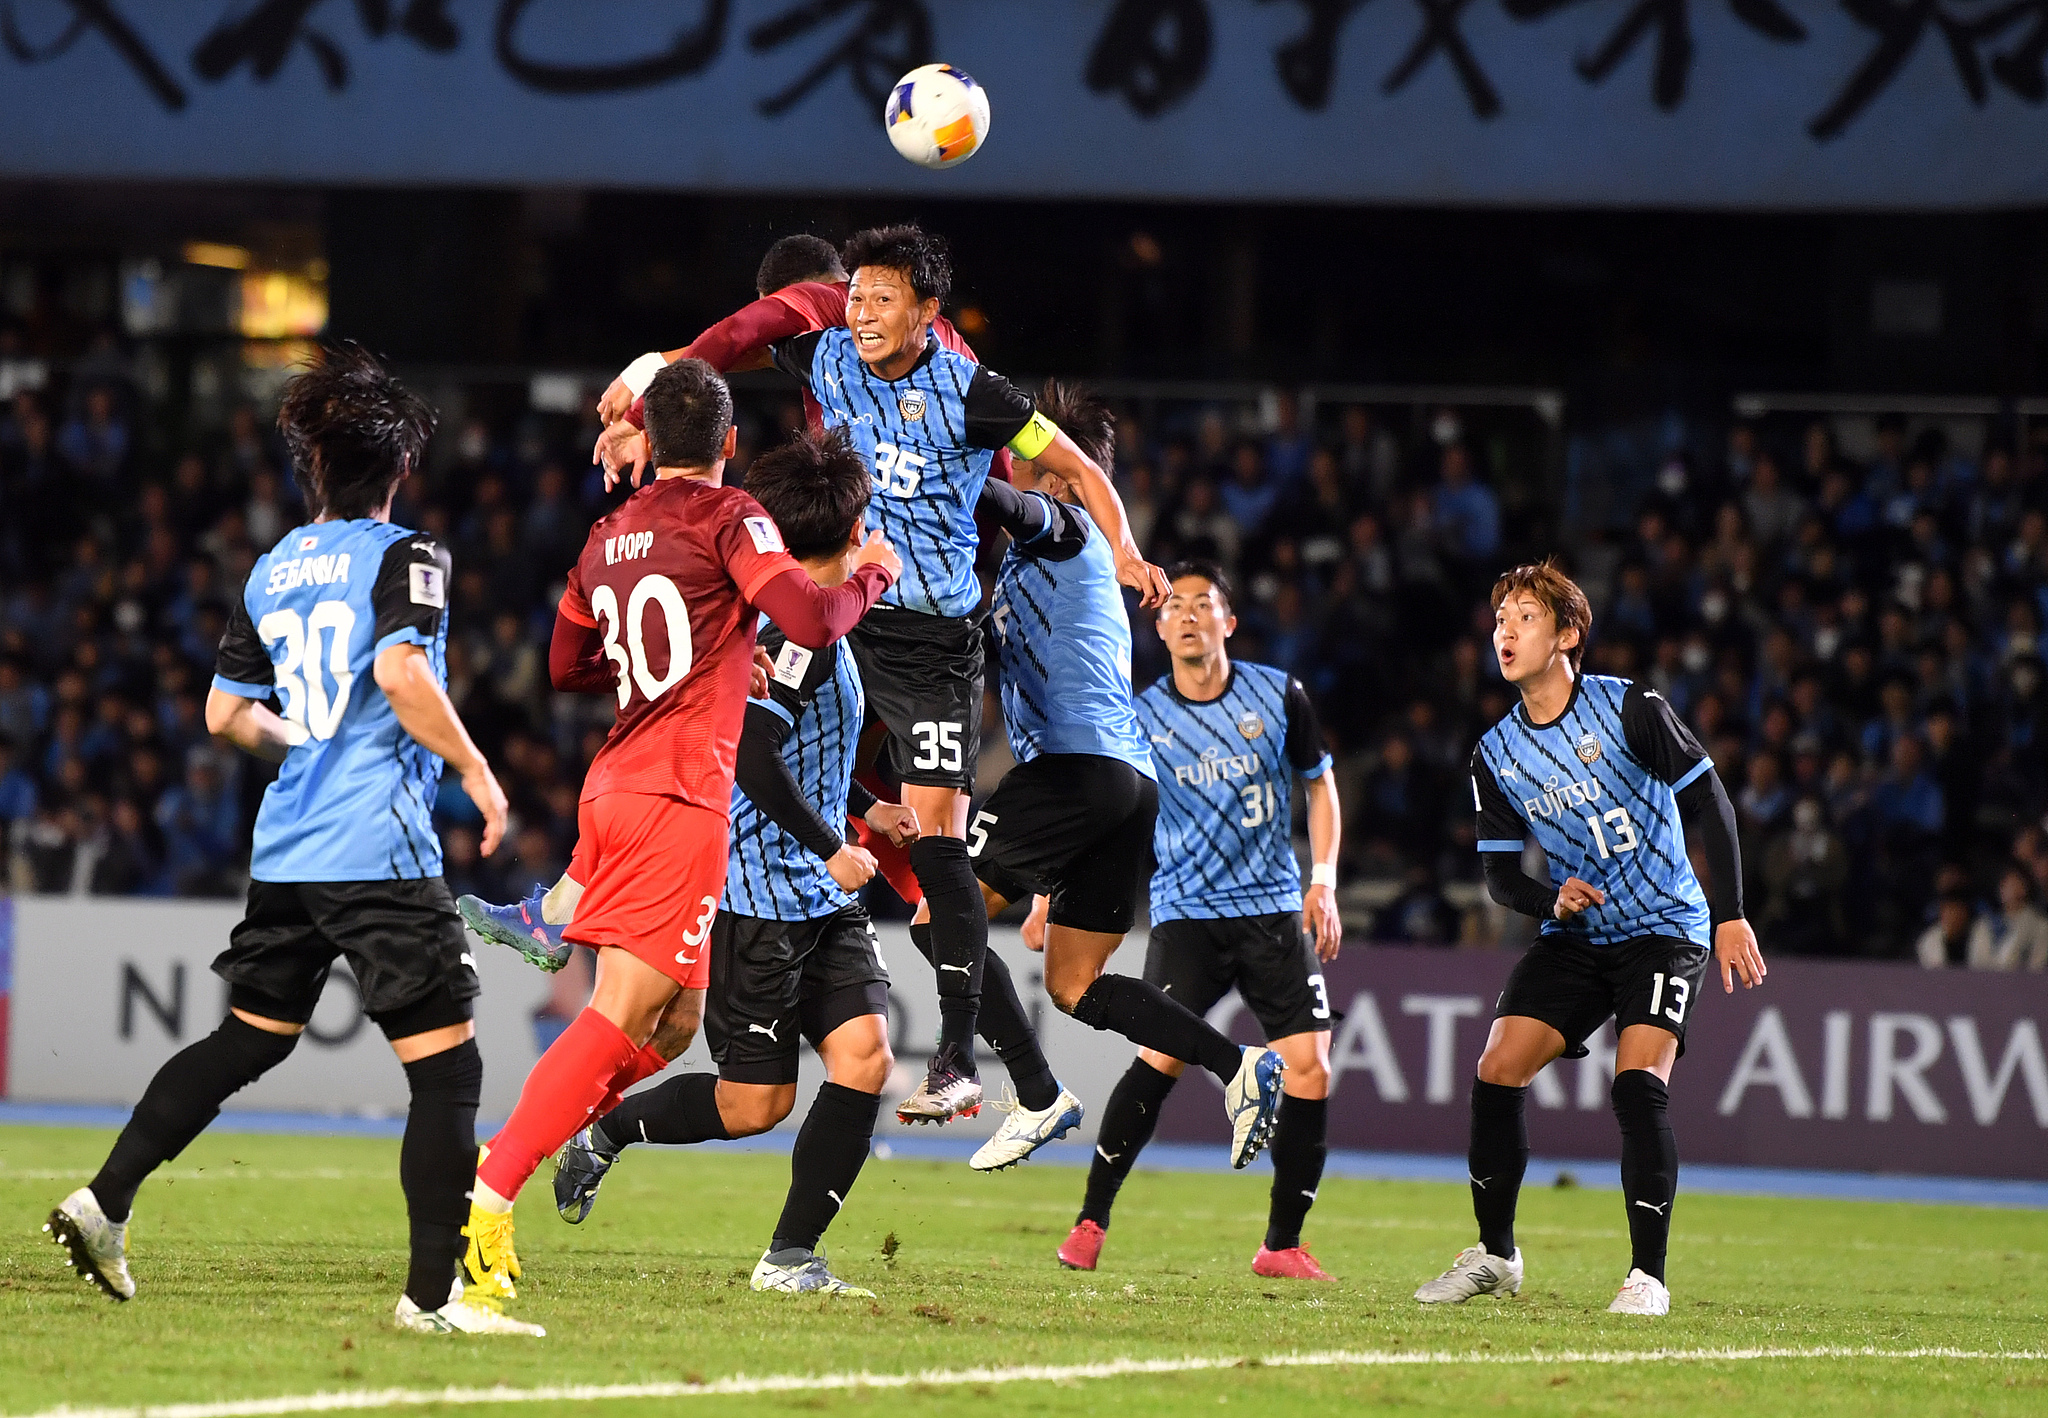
[864,801,920,848]
[826,841,879,891]
[853,529,902,583]
[1551,876,1606,920]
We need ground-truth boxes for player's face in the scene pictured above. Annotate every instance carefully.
[1156,577,1235,661]
[1493,591,1575,684]
[1011,455,1077,504]
[847,266,939,373]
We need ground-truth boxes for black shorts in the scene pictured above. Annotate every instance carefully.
[1145,913,1333,1041]
[847,606,983,791]
[970,753,1157,936]
[214,878,478,1039]
[1496,932,1712,1059]
[704,903,891,1086]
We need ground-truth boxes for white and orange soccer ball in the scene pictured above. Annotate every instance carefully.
[884,63,990,170]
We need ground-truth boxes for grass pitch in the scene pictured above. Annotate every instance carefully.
[1,1125,2044,1416]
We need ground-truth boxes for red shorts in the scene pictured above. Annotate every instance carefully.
[563,792,726,991]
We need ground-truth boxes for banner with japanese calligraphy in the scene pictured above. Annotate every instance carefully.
[1,3,2046,207]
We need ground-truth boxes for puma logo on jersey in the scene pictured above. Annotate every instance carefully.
[748,1021,781,1042]
[826,1189,844,1210]
[1149,731,1175,746]
[604,530,654,565]
[1633,1199,1671,1216]
[938,963,971,975]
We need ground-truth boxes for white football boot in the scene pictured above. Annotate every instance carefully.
[1607,1268,1671,1315]
[45,1188,135,1301]
[749,1246,875,1297]
[970,1085,1085,1171]
[395,1277,547,1336]
[1413,1243,1523,1303]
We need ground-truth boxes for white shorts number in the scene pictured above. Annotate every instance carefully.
[911,720,963,773]
[257,600,359,744]
[1648,971,1690,1024]
[590,573,693,709]
[1307,972,1331,1021]
[966,810,997,858]
[681,894,719,948]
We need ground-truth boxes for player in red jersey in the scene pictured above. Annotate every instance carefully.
[461,360,899,1309]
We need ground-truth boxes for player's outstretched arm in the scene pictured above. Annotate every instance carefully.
[374,643,508,856]
[1030,428,1170,607]
[1302,771,1343,960]
[596,295,819,423]
[749,534,901,648]
[203,687,295,764]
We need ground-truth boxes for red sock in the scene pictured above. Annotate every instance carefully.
[479,1008,639,1201]
[596,1044,670,1120]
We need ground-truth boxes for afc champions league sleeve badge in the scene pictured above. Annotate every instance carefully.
[1237,711,1265,741]
[897,389,927,421]
[1575,731,1603,764]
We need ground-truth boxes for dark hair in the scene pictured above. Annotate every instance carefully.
[1033,378,1113,474]
[1490,557,1593,672]
[743,427,872,561]
[275,342,434,520]
[1163,558,1235,613]
[755,234,845,297]
[642,359,733,470]
[842,223,951,304]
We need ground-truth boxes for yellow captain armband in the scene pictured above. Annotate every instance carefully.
[1008,411,1059,461]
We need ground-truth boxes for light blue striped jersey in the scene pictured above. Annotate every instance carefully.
[990,498,1154,779]
[1138,662,1332,923]
[773,327,1035,617]
[1472,674,1712,947]
[725,623,865,922]
[212,519,452,882]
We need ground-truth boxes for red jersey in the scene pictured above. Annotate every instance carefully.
[558,478,800,812]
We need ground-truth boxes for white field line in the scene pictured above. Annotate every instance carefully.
[13,1346,2048,1418]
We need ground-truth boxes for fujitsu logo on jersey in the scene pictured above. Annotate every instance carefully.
[1522,771,1604,819]
[265,552,351,595]
[604,530,654,565]
[1172,743,1260,788]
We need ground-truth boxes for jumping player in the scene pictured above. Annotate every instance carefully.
[460,362,899,1302]
[1414,560,1766,1316]
[765,227,1168,1124]
[43,346,535,1335]
[541,430,921,1299]
[1057,559,1344,1281]
[955,382,1285,1172]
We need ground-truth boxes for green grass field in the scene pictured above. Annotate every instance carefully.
[2,1124,2044,1417]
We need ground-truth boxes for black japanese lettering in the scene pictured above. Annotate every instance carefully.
[1384,0,1503,119]
[1084,0,1212,118]
[1812,1,2048,140]
[1263,0,1368,112]
[0,0,185,110]
[746,0,931,117]
[193,0,457,92]
[495,0,726,95]
[1505,0,1805,111]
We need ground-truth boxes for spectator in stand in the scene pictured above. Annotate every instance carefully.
[154,746,240,897]
[0,733,36,825]
[1761,797,1848,955]
[1971,864,2048,970]
[56,385,129,485]
[1431,441,1500,566]
[1916,892,1984,969]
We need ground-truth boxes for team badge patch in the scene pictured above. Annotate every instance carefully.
[1575,731,1602,764]
[408,561,445,608]
[744,516,786,555]
[1237,711,1265,741]
[898,389,927,421]
[771,642,813,689]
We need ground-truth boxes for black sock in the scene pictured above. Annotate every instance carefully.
[1612,1069,1677,1283]
[1264,1094,1328,1252]
[1079,1059,1177,1227]
[910,922,1055,1108]
[770,1083,880,1254]
[911,837,986,1072]
[1069,974,1240,1083]
[90,1014,299,1223]
[978,950,1059,1111]
[1468,1079,1529,1259]
[599,1072,730,1147]
[400,1039,481,1312]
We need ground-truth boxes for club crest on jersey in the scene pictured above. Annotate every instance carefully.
[1575,731,1603,764]
[1237,711,1265,741]
[897,389,927,421]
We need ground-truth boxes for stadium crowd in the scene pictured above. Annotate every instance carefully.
[4,354,2047,968]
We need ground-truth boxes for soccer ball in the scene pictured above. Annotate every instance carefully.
[884,64,990,170]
